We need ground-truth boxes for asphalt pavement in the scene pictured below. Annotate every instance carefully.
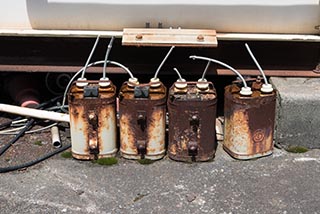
[1,142,320,214]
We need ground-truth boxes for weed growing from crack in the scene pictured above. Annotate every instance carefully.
[137,159,155,165]
[33,141,42,146]
[92,157,118,166]
[286,146,308,153]
[61,151,73,158]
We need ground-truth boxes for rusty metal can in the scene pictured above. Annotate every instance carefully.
[223,79,277,159]
[167,81,217,162]
[68,80,117,160]
[119,81,167,160]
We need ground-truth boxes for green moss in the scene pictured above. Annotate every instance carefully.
[61,151,73,158]
[92,157,118,166]
[286,146,309,153]
[33,140,42,146]
[137,159,155,165]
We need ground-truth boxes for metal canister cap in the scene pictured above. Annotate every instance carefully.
[76,77,89,87]
[261,83,274,93]
[99,77,111,87]
[174,79,187,89]
[128,77,139,87]
[240,86,253,96]
[150,77,161,87]
[196,78,209,90]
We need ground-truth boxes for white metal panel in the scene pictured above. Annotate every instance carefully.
[0,1,31,29]
[0,0,319,34]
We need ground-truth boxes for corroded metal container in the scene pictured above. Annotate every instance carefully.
[119,81,167,160]
[168,82,217,162]
[223,79,277,159]
[68,80,117,160]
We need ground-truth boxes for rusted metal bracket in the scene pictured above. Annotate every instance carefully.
[188,141,198,158]
[189,115,200,132]
[137,140,147,159]
[137,111,147,132]
[122,28,217,47]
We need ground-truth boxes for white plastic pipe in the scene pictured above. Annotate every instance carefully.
[51,126,62,148]
[0,103,70,123]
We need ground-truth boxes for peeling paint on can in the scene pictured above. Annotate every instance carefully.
[119,81,166,160]
[68,80,117,160]
[168,82,217,162]
[223,79,276,159]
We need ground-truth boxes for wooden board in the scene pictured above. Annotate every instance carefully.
[122,28,218,47]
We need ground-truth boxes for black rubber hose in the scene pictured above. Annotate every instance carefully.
[0,143,71,173]
[37,95,62,109]
[0,118,35,156]
[0,116,23,130]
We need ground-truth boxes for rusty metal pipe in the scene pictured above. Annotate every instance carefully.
[0,103,70,123]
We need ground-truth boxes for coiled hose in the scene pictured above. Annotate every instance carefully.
[0,143,70,173]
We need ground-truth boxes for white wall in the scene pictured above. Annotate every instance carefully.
[0,0,319,34]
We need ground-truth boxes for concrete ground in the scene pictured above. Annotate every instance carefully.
[1,142,320,214]
[271,77,320,149]
[1,76,320,213]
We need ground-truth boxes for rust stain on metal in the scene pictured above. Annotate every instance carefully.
[136,34,143,40]
[197,34,204,41]
[119,113,136,153]
[148,108,166,152]
[119,82,166,160]
[223,79,277,159]
[122,28,218,47]
[98,105,116,153]
[68,81,117,160]
[168,82,217,162]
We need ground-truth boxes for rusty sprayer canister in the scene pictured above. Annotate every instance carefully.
[119,79,167,160]
[118,46,174,160]
[167,80,217,162]
[68,79,117,160]
[67,36,119,160]
[223,78,277,159]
